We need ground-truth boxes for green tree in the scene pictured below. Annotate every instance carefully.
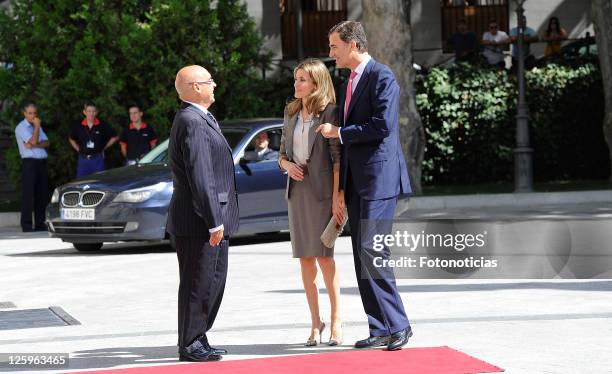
[592,0,612,183]
[0,0,276,190]
[361,0,426,194]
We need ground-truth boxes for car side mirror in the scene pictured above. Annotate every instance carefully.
[239,157,252,176]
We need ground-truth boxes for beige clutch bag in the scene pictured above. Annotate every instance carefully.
[320,209,348,248]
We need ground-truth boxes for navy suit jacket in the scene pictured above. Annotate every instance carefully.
[167,103,239,238]
[339,58,411,200]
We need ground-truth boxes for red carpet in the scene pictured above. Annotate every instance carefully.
[70,346,504,374]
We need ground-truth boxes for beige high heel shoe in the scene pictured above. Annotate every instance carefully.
[305,321,326,347]
[328,322,344,346]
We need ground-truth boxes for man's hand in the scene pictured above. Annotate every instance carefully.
[283,160,305,181]
[24,142,33,149]
[316,123,340,139]
[209,228,224,247]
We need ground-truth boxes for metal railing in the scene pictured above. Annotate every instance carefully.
[441,0,510,53]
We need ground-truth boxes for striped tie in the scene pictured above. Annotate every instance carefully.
[344,70,358,121]
[207,112,220,131]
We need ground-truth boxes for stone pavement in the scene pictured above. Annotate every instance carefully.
[0,227,611,374]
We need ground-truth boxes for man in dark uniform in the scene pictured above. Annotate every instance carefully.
[167,65,239,362]
[68,103,118,177]
[14,103,49,232]
[119,106,158,165]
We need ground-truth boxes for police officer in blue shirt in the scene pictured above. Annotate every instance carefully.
[68,103,118,177]
[14,103,50,232]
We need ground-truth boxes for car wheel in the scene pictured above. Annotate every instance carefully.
[73,243,103,252]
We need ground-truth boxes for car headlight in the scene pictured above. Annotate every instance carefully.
[112,182,169,203]
[51,188,60,203]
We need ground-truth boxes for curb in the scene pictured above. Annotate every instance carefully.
[0,212,19,228]
[396,190,612,216]
[1,190,611,228]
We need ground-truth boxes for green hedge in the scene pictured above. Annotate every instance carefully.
[416,61,609,185]
[0,0,284,190]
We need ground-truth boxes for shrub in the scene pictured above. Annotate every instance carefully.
[0,0,279,189]
[526,63,608,180]
[416,64,515,184]
[416,61,608,185]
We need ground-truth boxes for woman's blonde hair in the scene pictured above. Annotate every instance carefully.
[286,59,336,117]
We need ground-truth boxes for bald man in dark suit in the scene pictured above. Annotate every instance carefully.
[167,65,239,362]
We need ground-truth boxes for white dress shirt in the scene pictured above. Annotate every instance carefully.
[184,100,209,115]
[293,113,311,166]
[256,147,268,158]
[339,54,372,144]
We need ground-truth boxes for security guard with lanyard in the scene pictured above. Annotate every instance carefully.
[68,103,118,177]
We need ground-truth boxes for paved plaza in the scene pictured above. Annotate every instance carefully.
[0,222,611,373]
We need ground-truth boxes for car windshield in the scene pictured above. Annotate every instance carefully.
[139,127,250,164]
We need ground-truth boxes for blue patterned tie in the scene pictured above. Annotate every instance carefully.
[206,112,220,131]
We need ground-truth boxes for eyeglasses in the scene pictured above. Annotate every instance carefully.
[188,79,215,86]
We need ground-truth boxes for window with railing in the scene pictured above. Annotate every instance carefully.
[441,0,510,53]
[280,0,348,60]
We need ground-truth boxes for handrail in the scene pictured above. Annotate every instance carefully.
[415,35,596,52]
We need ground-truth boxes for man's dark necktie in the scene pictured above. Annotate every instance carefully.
[206,112,220,131]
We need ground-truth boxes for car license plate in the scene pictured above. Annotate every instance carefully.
[61,208,95,220]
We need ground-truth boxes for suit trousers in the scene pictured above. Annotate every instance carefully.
[20,158,48,231]
[172,235,228,348]
[346,173,410,337]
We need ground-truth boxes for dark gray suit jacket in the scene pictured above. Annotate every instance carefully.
[167,102,239,238]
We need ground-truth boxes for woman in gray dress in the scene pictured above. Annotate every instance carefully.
[278,59,345,346]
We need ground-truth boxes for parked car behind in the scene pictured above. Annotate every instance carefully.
[46,119,288,251]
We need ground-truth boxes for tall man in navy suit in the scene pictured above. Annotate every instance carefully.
[318,21,413,351]
[168,65,239,362]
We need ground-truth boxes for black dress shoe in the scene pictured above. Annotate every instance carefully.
[199,336,228,355]
[178,340,222,362]
[386,327,413,351]
[207,346,227,355]
[354,335,390,349]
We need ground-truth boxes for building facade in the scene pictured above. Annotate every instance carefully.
[246,0,594,72]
